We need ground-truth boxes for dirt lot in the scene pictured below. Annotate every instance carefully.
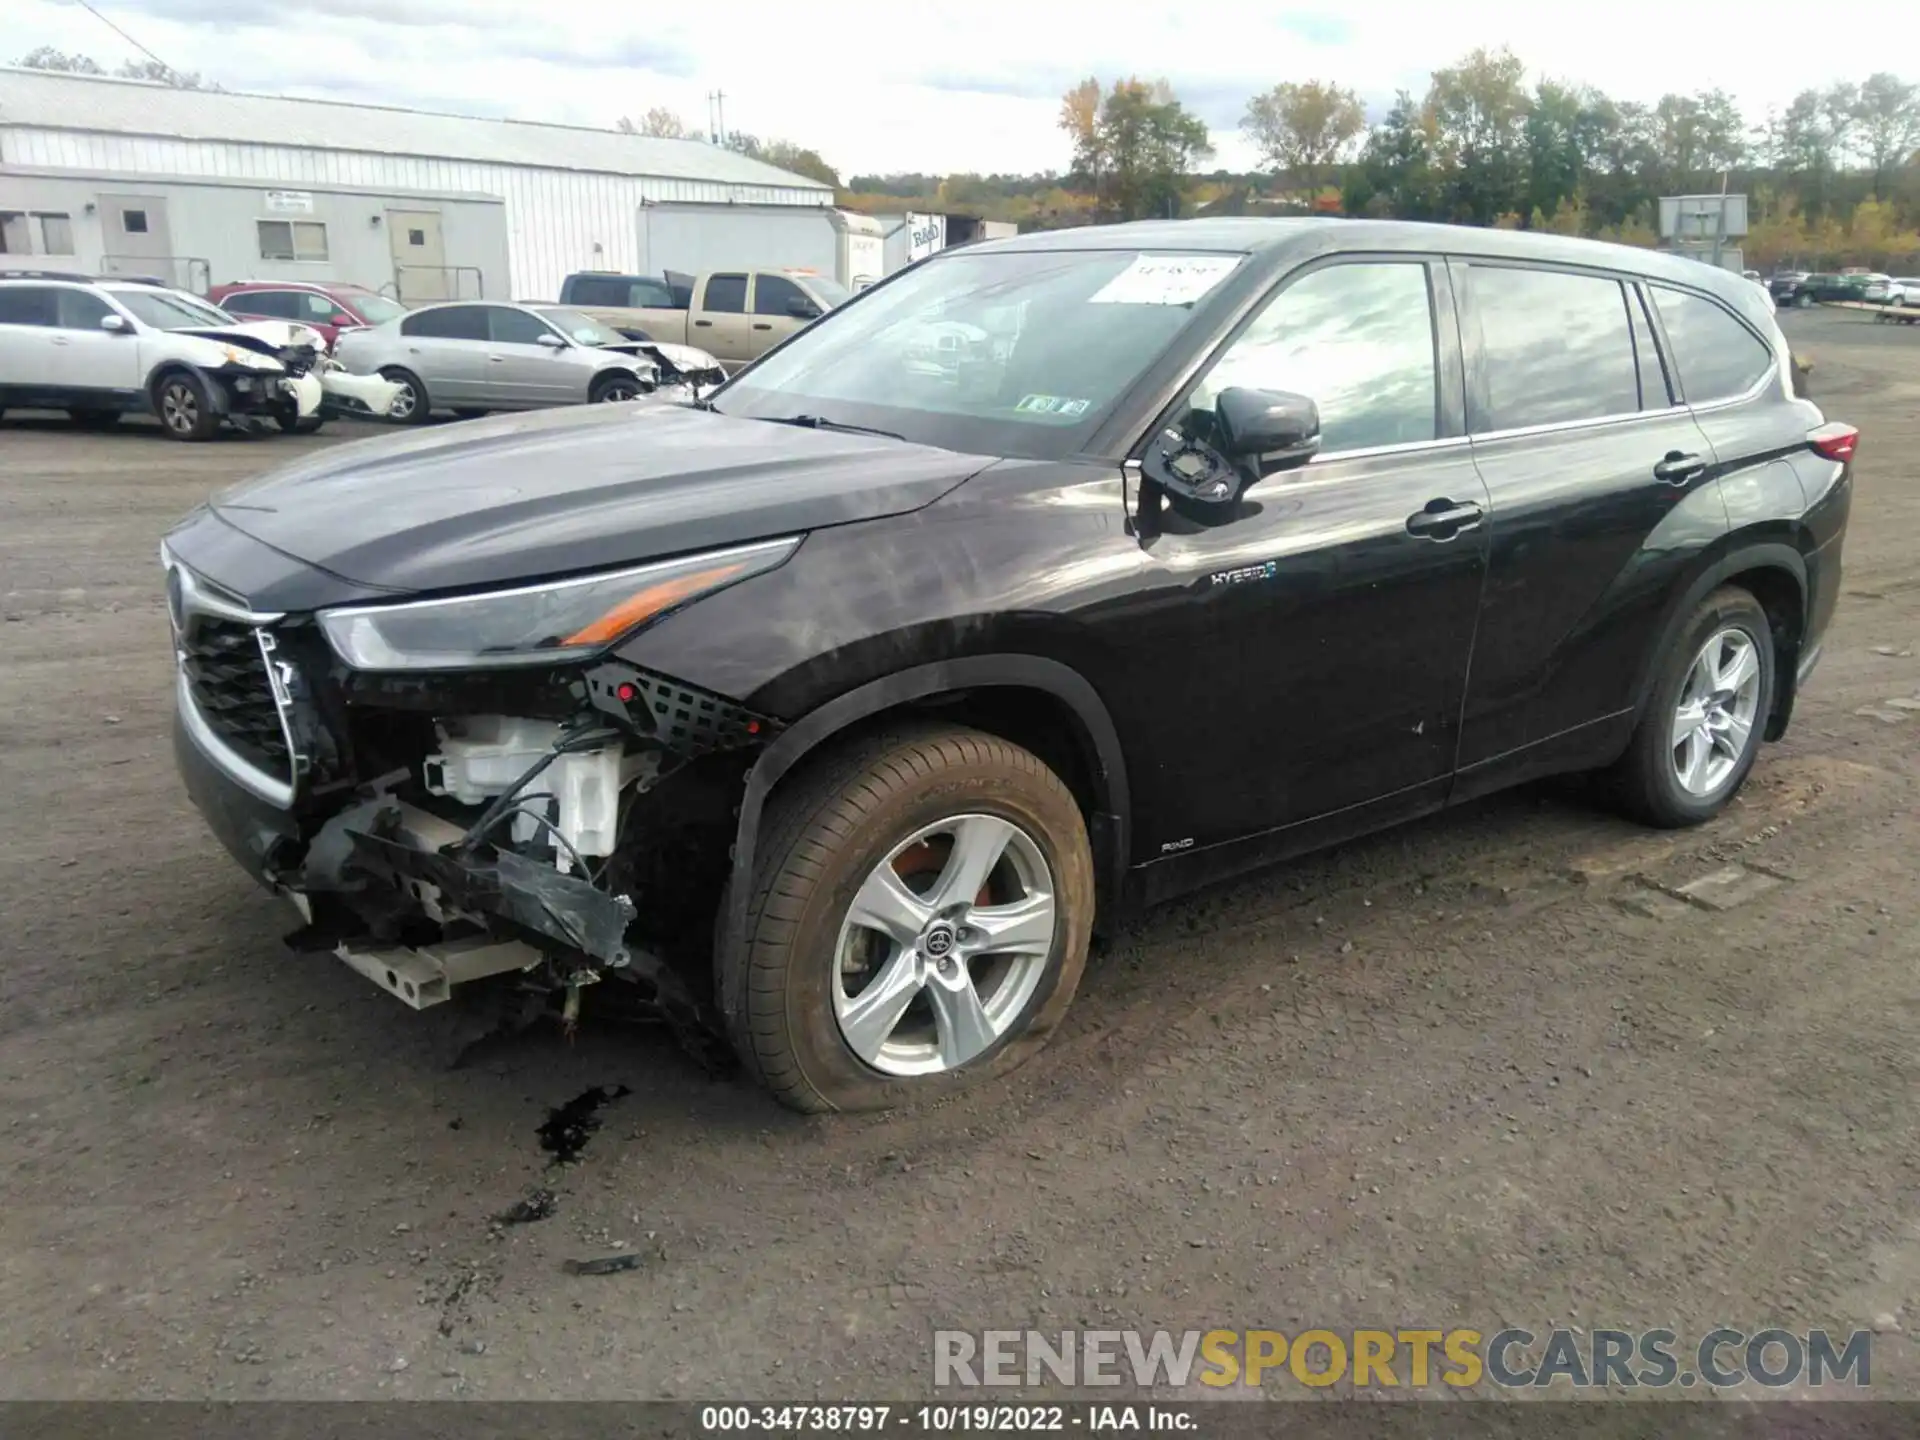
[2,308,1918,1402]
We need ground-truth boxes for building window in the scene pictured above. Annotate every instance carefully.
[257,219,329,262]
[0,212,28,254]
[34,213,75,254]
[122,209,150,234]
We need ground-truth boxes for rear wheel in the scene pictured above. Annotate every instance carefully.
[724,726,1094,1113]
[1610,586,1775,828]
[152,370,219,442]
[379,367,431,424]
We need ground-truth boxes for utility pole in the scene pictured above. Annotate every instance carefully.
[1710,168,1730,271]
[708,90,727,146]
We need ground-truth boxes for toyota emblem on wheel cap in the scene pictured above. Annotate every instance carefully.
[922,922,956,959]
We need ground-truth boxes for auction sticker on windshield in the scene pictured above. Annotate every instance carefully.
[1015,394,1091,417]
[1090,254,1241,307]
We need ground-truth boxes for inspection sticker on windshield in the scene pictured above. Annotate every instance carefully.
[1016,394,1091,417]
[1089,254,1240,306]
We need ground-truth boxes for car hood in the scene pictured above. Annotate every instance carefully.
[176,320,324,353]
[209,400,992,595]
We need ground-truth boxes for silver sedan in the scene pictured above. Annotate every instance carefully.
[333,301,666,423]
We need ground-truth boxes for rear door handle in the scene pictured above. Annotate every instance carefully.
[751,322,772,331]
[1654,451,1707,485]
[487,355,508,363]
[1405,498,1486,541]
[693,319,714,328]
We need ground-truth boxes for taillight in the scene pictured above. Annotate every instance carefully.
[1808,423,1858,463]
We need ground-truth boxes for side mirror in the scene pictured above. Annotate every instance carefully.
[100,313,129,333]
[786,297,822,320]
[1214,387,1321,472]
[535,332,567,349]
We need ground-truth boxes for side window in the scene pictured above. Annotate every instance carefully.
[34,213,74,254]
[1191,261,1438,454]
[1650,287,1776,403]
[257,220,329,262]
[489,307,555,345]
[630,278,677,308]
[55,289,115,330]
[753,273,810,317]
[0,286,57,326]
[299,292,342,322]
[401,305,488,341]
[233,290,295,318]
[568,276,627,307]
[704,274,747,314]
[1469,266,1639,431]
[1626,286,1671,409]
[0,213,28,254]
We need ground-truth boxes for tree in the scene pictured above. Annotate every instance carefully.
[1853,73,1920,199]
[1344,91,1442,220]
[1059,77,1212,221]
[725,132,839,188]
[1426,47,1531,225]
[15,47,211,88]
[1777,84,1860,218]
[1241,80,1366,198]
[1524,81,1600,227]
[617,108,690,139]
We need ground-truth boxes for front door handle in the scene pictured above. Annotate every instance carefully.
[751,322,772,331]
[1654,451,1707,485]
[487,355,507,363]
[693,319,714,328]
[1405,497,1486,541]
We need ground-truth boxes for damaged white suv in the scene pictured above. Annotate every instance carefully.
[0,272,397,440]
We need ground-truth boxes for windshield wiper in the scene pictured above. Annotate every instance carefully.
[760,413,905,442]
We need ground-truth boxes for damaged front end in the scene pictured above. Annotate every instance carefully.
[165,541,790,1048]
[190,328,327,431]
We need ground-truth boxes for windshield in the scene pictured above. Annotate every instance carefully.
[111,288,241,330]
[713,248,1243,459]
[532,307,626,346]
[799,275,852,307]
[348,291,407,324]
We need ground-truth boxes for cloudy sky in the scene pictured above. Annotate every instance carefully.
[8,0,1884,177]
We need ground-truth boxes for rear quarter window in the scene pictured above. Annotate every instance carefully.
[1650,287,1776,403]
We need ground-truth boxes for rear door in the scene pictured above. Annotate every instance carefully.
[481,306,577,406]
[397,304,489,402]
[0,285,60,400]
[1451,260,1729,786]
[692,273,752,365]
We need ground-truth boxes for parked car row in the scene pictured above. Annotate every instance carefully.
[0,269,401,440]
[1768,270,1918,308]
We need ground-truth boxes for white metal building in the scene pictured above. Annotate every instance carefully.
[0,67,833,301]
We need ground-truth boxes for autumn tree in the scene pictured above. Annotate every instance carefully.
[1426,47,1531,225]
[1058,77,1212,221]
[1240,80,1366,198]
[15,47,211,88]
[1343,91,1442,220]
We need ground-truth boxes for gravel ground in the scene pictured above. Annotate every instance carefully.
[1,307,1917,1401]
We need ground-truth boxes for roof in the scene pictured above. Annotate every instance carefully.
[981,217,1763,307]
[0,67,833,192]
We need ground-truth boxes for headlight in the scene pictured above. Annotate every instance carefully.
[317,537,800,670]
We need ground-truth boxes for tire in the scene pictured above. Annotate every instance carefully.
[379,367,431,425]
[1610,586,1776,829]
[1796,292,1813,309]
[723,726,1095,1113]
[452,408,490,420]
[151,370,219,442]
[590,372,644,404]
[68,408,123,430]
[273,404,324,435]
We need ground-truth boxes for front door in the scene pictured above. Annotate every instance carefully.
[49,288,141,397]
[1450,261,1731,777]
[1113,257,1489,856]
[692,273,753,365]
[481,306,578,406]
[388,210,448,301]
[96,194,173,278]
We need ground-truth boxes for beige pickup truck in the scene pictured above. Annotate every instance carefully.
[556,269,852,369]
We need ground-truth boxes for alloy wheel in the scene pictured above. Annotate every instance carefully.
[1671,626,1762,797]
[160,382,199,434]
[597,380,641,403]
[832,814,1056,1077]
[388,382,416,420]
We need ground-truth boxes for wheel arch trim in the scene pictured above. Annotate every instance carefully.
[720,654,1132,973]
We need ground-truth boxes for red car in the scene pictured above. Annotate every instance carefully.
[207,281,408,347]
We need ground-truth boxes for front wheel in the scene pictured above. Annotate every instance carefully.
[379,367,431,425]
[590,372,645,404]
[274,404,324,434]
[1610,586,1775,828]
[724,727,1095,1113]
[152,371,219,441]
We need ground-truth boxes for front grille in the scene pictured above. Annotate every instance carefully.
[182,618,290,777]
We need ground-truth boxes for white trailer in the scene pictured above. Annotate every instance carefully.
[634,203,885,292]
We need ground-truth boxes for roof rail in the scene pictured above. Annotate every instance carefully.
[0,267,97,282]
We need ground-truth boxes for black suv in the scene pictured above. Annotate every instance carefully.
[164,220,1854,1112]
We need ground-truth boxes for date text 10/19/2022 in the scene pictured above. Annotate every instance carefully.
[700,1405,1196,1433]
